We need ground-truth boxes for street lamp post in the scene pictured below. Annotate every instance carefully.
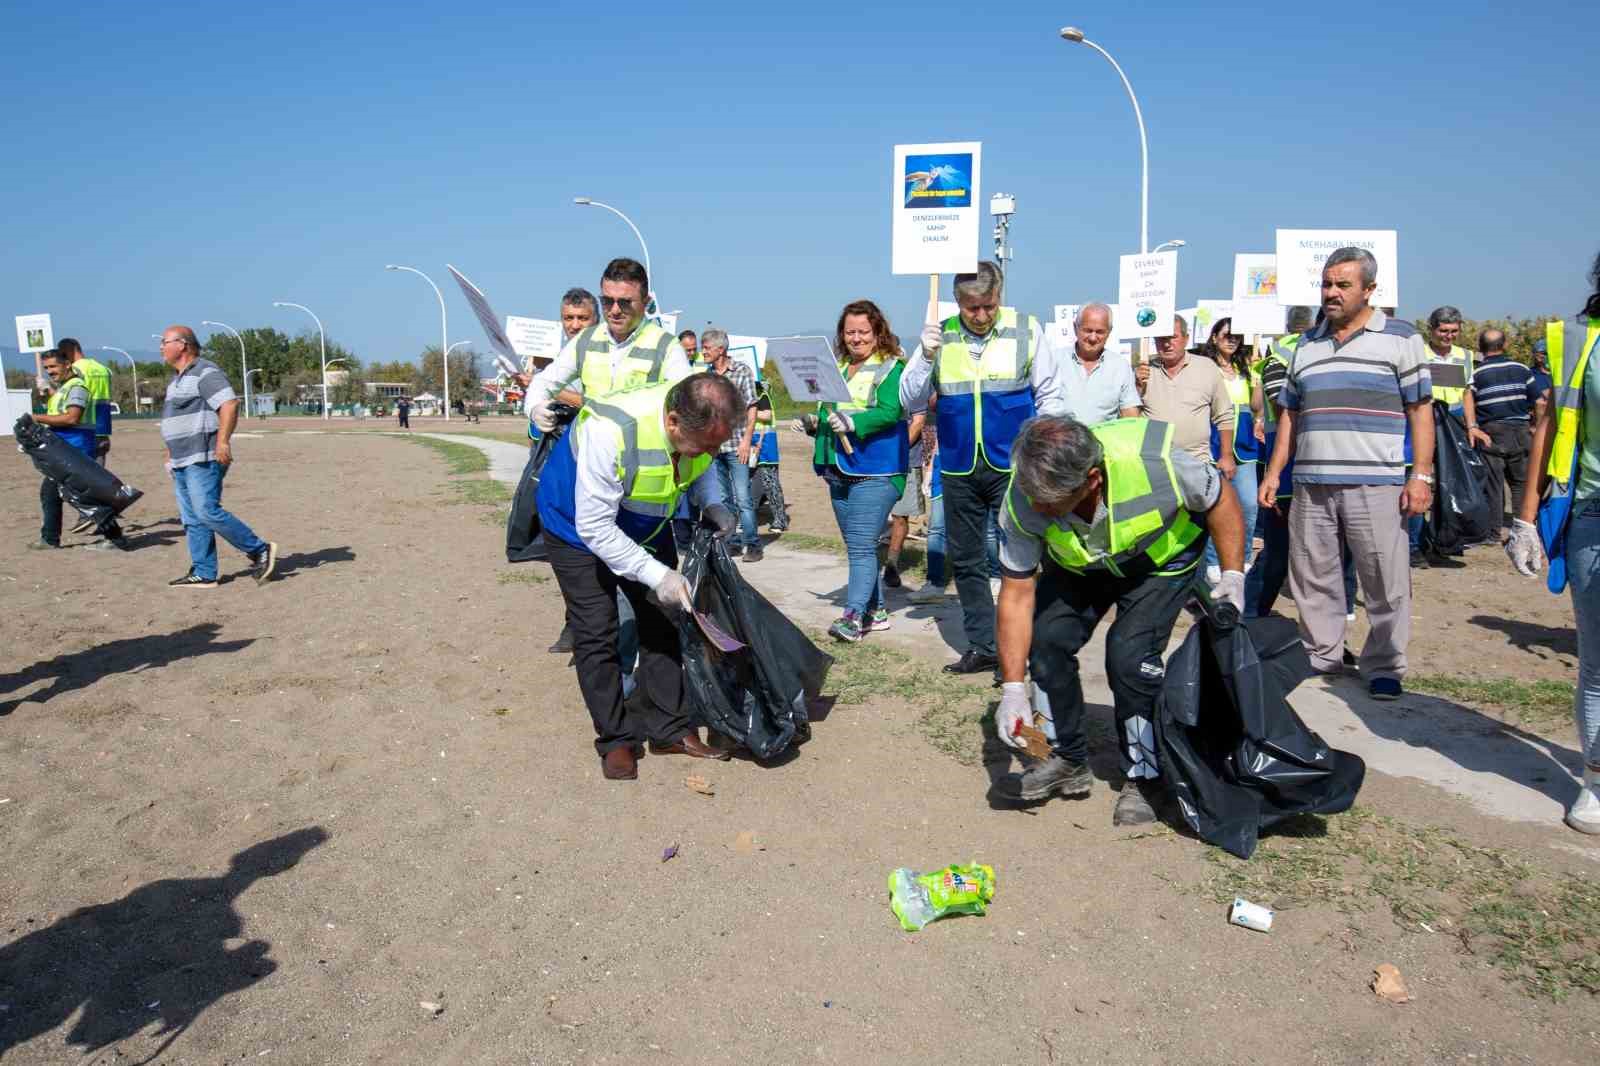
[101,346,139,413]
[201,320,250,419]
[573,197,657,315]
[386,264,449,422]
[273,301,329,419]
[1059,26,1149,257]
[1153,239,1186,254]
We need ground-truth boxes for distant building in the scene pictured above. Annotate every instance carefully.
[365,381,414,401]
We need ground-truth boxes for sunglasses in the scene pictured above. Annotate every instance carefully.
[599,296,637,312]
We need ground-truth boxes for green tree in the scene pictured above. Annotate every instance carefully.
[416,345,483,405]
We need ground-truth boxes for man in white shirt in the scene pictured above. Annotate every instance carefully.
[1059,303,1142,425]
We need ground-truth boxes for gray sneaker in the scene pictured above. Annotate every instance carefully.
[1113,778,1160,827]
[1012,755,1093,802]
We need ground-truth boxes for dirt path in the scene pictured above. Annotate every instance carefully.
[2,419,1597,1064]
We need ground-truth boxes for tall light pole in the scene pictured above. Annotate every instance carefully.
[1060,27,1149,257]
[386,264,450,422]
[201,320,250,419]
[1153,239,1186,254]
[101,346,139,413]
[573,197,657,315]
[273,301,329,420]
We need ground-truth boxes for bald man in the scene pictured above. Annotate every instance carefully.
[159,325,277,588]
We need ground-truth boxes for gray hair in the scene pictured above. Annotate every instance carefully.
[1324,247,1378,288]
[561,287,598,315]
[700,327,729,350]
[1012,416,1104,508]
[953,261,1003,302]
[1285,306,1316,333]
[668,372,741,434]
[1427,305,1463,330]
[1074,302,1113,329]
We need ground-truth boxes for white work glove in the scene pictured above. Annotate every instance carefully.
[791,414,819,437]
[1505,518,1543,577]
[996,682,1031,750]
[920,321,944,355]
[826,411,854,436]
[653,570,693,613]
[1216,570,1246,613]
[530,398,559,434]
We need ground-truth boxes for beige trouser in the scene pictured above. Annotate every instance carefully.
[1287,483,1411,680]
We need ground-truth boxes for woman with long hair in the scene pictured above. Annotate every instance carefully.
[1507,250,1600,834]
[1203,317,1262,576]
[794,300,910,642]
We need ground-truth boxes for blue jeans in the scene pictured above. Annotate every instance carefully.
[713,454,759,548]
[172,461,267,580]
[827,473,901,616]
[926,496,947,586]
[1568,499,1600,772]
[1205,461,1258,572]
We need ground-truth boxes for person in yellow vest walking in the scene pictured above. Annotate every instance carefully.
[1505,255,1600,834]
[794,299,910,642]
[534,373,742,781]
[58,338,129,547]
[28,350,100,549]
[524,258,690,430]
[899,261,1063,675]
[992,415,1246,825]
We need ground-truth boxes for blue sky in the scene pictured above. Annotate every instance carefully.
[3,0,1596,371]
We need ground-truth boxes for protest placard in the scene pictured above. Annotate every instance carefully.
[1117,253,1178,339]
[446,265,519,360]
[892,141,981,280]
[15,313,52,353]
[767,336,852,405]
[728,335,767,382]
[506,316,563,364]
[1275,229,1398,308]
[1230,254,1286,334]
[1194,300,1234,347]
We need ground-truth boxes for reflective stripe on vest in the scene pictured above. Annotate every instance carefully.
[578,381,713,543]
[1259,333,1299,431]
[1425,344,1473,406]
[1547,317,1600,490]
[934,307,1037,475]
[1219,371,1259,462]
[825,355,909,477]
[46,374,97,454]
[573,323,673,398]
[1006,418,1204,577]
[75,357,113,436]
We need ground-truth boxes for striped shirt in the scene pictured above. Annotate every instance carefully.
[1279,309,1431,486]
[1469,355,1541,424]
[161,357,237,468]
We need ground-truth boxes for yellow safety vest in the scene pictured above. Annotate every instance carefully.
[572,322,676,398]
[577,380,713,543]
[1546,317,1600,489]
[820,354,908,477]
[1425,344,1473,406]
[934,307,1040,475]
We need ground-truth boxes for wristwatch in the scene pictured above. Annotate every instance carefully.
[1410,472,1435,486]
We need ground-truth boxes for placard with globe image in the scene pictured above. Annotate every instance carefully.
[903,153,973,209]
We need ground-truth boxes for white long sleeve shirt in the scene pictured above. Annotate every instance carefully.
[570,414,725,589]
[523,320,691,415]
[898,315,1065,417]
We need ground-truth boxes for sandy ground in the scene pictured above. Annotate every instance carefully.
[2,415,1597,1065]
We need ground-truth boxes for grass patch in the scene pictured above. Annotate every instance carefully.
[1201,805,1600,1000]
[774,531,929,579]
[816,632,993,764]
[1408,674,1575,734]
[407,435,488,475]
[451,429,537,448]
[457,479,512,506]
[497,569,548,585]
[407,436,511,512]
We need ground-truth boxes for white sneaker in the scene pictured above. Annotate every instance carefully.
[907,581,949,604]
[1566,769,1600,836]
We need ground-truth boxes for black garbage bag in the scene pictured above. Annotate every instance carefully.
[1428,401,1495,553]
[676,529,833,760]
[14,415,142,519]
[1154,602,1365,859]
[505,404,576,563]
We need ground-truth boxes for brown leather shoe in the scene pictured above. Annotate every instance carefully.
[601,747,638,780]
[649,731,732,761]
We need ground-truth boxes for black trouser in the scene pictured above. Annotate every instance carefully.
[1481,420,1532,532]
[1030,558,1197,779]
[40,478,62,545]
[545,535,691,755]
[943,456,1009,655]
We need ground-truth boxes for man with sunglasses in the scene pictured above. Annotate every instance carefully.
[524,258,691,434]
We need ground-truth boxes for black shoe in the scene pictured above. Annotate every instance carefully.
[169,571,218,589]
[548,624,574,654]
[882,563,902,589]
[1010,756,1093,802]
[727,542,745,558]
[1409,549,1429,569]
[248,541,278,584]
[741,545,764,563]
[943,649,999,675]
[1113,778,1161,826]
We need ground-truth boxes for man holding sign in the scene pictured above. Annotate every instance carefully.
[900,261,1064,675]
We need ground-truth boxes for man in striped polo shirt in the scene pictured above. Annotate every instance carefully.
[159,325,277,589]
[1258,248,1434,701]
[1468,327,1544,541]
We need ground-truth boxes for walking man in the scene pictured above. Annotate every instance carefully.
[28,350,98,549]
[702,327,763,560]
[900,261,1063,675]
[1259,249,1433,700]
[158,326,277,588]
[1468,327,1544,538]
